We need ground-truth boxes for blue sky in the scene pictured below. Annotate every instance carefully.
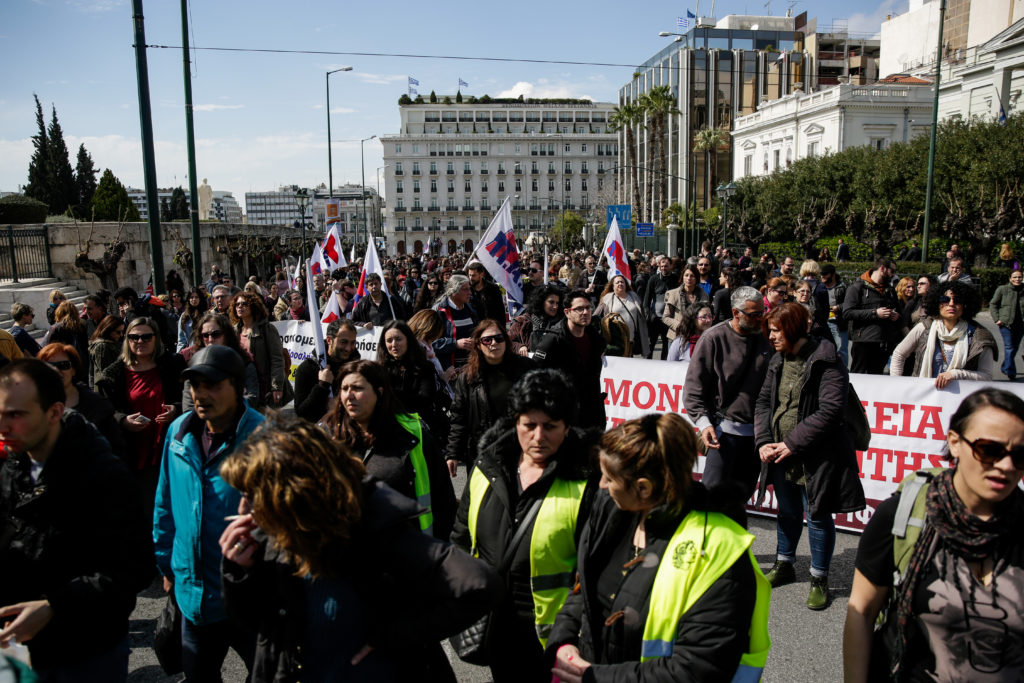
[0,0,906,208]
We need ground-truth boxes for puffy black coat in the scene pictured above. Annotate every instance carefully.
[544,487,756,682]
[753,339,866,517]
[445,354,535,466]
[0,411,153,669]
[842,274,902,346]
[222,478,503,683]
[532,319,608,429]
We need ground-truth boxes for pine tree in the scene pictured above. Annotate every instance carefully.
[91,169,141,221]
[47,105,76,215]
[160,196,172,222]
[24,95,52,209]
[73,144,98,218]
[170,186,189,220]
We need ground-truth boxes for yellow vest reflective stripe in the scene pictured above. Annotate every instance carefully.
[465,468,586,647]
[393,413,433,536]
[641,510,772,682]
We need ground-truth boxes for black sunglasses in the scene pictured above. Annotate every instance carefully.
[48,360,73,371]
[939,295,963,305]
[956,432,1024,470]
[527,268,539,274]
[478,334,505,346]
[201,330,224,340]
[127,333,155,342]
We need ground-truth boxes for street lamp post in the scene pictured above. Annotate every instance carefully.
[360,135,377,248]
[715,181,738,246]
[294,186,310,263]
[326,66,353,199]
[375,164,389,237]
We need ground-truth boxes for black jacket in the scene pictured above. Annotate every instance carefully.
[292,352,359,423]
[842,274,902,346]
[95,352,185,425]
[532,319,608,429]
[0,411,153,669]
[753,339,866,517]
[642,271,678,318]
[72,382,127,460]
[383,357,449,444]
[222,478,503,683]
[470,280,507,322]
[544,487,756,682]
[445,354,535,465]
[576,269,609,304]
[352,294,408,326]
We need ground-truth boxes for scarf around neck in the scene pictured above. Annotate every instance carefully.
[918,319,969,378]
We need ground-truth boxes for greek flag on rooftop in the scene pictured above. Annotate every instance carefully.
[459,78,469,88]
[408,76,419,86]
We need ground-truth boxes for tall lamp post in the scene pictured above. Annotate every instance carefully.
[376,164,390,237]
[715,181,738,246]
[326,66,353,199]
[294,186,310,262]
[360,135,377,248]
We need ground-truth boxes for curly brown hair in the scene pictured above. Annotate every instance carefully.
[220,416,367,578]
[228,291,268,326]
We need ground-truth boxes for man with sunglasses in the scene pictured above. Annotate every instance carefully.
[532,289,607,429]
[522,258,546,306]
[683,286,772,525]
[842,257,902,374]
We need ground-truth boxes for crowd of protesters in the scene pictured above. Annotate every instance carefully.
[0,238,1022,683]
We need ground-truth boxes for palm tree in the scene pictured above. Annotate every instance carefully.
[693,126,729,210]
[639,85,680,224]
[609,101,644,223]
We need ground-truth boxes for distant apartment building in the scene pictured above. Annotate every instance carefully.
[126,187,243,223]
[379,98,618,256]
[245,185,381,240]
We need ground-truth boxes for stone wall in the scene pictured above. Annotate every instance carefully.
[17,221,306,293]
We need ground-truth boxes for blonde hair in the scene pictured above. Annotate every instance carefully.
[120,317,164,365]
[799,260,820,278]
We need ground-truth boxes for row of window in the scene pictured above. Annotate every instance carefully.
[418,112,608,123]
[394,159,612,176]
[741,140,834,176]
[393,142,619,156]
[393,214,587,231]
[393,181,598,210]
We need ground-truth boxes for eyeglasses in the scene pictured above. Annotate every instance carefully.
[127,333,155,342]
[955,432,1024,470]
[48,360,73,372]
[479,334,505,346]
[527,268,539,274]
[938,295,963,305]
[917,281,930,287]
[773,288,788,295]
[200,330,224,341]
[697,314,714,321]
[570,306,593,313]
[738,309,764,319]
[235,301,250,308]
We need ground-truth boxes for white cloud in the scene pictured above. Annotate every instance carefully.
[353,72,407,85]
[193,104,245,112]
[846,0,908,36]
[312,105,356,114]
[496,81,594,101]
[65,0,126,11]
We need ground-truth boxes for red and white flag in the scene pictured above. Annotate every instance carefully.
[310,242,325,277]
[321,225,346,271]
[600,216,631,283]
[320,290,343,324]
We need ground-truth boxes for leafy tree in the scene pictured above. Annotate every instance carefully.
[550,211,585,248]
[443,95,452,105]
[609,102,644,222]
[91,169,140,221]
[73,144,98,218]
[693,126,729,211]
[46,104,76,215]
[398,94,413,105]
[0,195,48,223]
[170,186,189,220]
[24,95,52,210]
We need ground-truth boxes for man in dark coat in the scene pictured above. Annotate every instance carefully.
[841,257,901,374]
[642,255,678,360]
[114,286,175,349]
[533,290,608,429]
[292,319,361,423]
[575,255,608,306]
[0,359,152,680]
[351,273,408,328]
[467,262,507,321]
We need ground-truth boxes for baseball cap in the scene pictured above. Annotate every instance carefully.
[181,345,246,384]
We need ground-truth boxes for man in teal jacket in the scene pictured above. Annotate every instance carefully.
[153,345,265,680]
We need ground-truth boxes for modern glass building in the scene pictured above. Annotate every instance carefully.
[618,15,812,222]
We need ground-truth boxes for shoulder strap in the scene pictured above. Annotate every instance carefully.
[891,470,933,538]
[498,497,544,572]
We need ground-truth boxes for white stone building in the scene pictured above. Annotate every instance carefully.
[937,19,1024,121]
[245,185,381,239]
[379,99,618,256]
[731,81,935,180]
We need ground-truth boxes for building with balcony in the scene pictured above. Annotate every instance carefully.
[245,184,381,241]
[731,80,934,180]
[380,98,618,256]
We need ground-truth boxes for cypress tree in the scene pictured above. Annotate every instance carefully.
[170,186,189,220]
[91,169,141,221]
[24,95,52,209]
[47,105,77,215]
[73,143,98,218]
[160,196,172,222]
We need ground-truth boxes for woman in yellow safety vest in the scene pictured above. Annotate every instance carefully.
[324,359,456,540]
[450,368,600,682]
[548,413,771,683]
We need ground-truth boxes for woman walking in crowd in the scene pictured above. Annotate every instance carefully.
[889,279,997,387]
[509,285,564,356]
[548,412,771,682]
[895,276,917,335]
[666,302,714,362]
[231,291,289,408]
[794,280,831,340]
[176,288,208,352]
[596,275,649,358]
[376,319,446,442]
[844,388,1024,682]
[451,369,599,682]
[88,314,124,388]
[903,275,934,332]
[408,309,458,385]
[663,264,709,346]
[42,301,88,373]
[38,343,125,458]
[713,266,742,323]
[9,303,40,358]
[96,316,183,502]
[181,312,260,410]
[754,303,865,610]
[282,289,310,322]
[166,289,185,326]
[990,268,1024,380]
[326,360,456,540]
[45,288,66,326]
[414,275,445,312]
[762,277,790,314]
[219,417,500,683]
[446,321,534,476]
[997,242,1020,270]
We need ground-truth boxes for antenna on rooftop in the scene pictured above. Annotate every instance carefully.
[764,0,771,14]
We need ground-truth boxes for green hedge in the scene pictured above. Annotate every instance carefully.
[755,235,1020,265]
[832,260,1013,305]
[0,195,48,224]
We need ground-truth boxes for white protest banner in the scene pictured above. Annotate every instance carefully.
[272,321,382,385]
[353,325,382,361]
[600,356,1024,532]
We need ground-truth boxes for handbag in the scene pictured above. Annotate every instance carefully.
[448,496,544,665]
[153,589,183,675]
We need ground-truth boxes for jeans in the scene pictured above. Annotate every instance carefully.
[828,321,849,368]
[772,467,836,576]
[35,637,129,683]
[998,325,1024,378]
[702,430,760,526]
[181,616,256,683]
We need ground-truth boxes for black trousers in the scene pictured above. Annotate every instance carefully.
[702,431,760,527]
[850,341,889,375]
[647,318,669,360]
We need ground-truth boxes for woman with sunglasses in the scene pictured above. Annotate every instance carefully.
[176,288,208,352]
[45,288,66,326]
[96,317,184,503]
[844,388,1024,682]
[231,291,290,408]
[762,277,790,314]
[414,276,444,313]
[889,279,996,388]
[180,312,260,411]
[446,320,535,476]
[88,314,125,388]
[38,343,125,458]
